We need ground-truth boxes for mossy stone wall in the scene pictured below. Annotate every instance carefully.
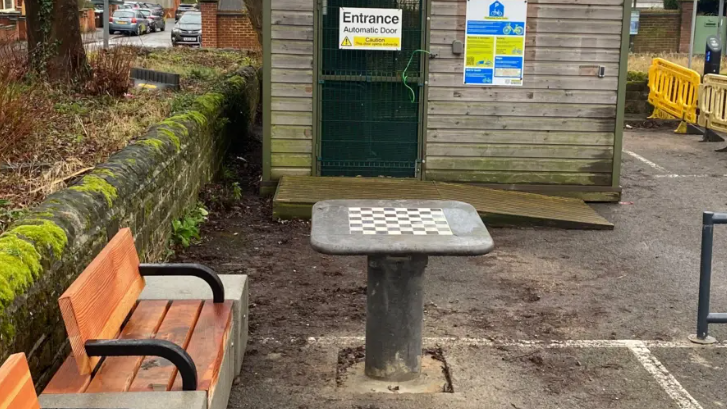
[0,67,261,388]
[625,80,652,116]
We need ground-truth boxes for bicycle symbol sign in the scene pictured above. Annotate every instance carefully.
[502,23,524,35]
[489,0,504,17]
[464,0,527,87]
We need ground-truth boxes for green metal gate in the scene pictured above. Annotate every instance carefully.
[317,0,425,178]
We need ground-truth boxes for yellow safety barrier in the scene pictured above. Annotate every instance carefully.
[647,58,701,124]
[698,74,727,133]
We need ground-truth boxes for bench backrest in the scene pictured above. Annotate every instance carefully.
[0,353,40,409]
[59,228,146,375]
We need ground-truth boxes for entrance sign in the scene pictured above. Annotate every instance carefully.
[339,7,403,51]
[464,0,527,86]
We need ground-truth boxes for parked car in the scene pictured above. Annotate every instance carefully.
[171,11,201,46]
[109,9,148,36]
[139,8,165,32]
[153,8,167,30]
[138,9,153,33]
[175,3,196,21]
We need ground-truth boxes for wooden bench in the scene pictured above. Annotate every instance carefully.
[39,228,249,409]
[0,353,40,409]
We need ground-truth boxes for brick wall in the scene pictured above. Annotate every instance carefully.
[0,14,24,42]
[680,0,693,53]
[0,25,14,43]
[200,0,260,50]
[632,10,681,53]
[78,9,95,33]
[16,15,24,39]
[200,1,218,48]
[217,14,259,50]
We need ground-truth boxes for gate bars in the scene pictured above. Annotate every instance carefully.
[690,211,727,344]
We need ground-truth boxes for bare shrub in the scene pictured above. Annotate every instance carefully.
[0,73,46,157]
[85,45,138,96]
[0,40,29,81]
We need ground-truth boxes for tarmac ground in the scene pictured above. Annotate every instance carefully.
[181,128,727,409]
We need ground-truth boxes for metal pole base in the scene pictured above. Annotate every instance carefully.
[365,255,428,382]
[688,334,717,344]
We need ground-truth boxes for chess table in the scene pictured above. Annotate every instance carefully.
[311,200,494,381]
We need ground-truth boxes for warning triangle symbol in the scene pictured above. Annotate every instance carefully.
[341,36,352,47]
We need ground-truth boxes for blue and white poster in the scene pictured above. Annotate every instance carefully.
[464,0,527,86]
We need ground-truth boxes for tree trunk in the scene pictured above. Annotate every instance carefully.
[25,0,87,81]
[243,0,262,45]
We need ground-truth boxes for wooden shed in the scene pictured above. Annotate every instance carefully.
[261,0,630,202]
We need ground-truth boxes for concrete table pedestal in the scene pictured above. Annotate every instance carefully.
[311,200,494,382]
[366,254,427,381]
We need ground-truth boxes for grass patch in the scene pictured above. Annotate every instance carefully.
[135,48,255,93]
[628,52,727,76]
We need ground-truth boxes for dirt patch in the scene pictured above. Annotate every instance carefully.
[336,346,366,386]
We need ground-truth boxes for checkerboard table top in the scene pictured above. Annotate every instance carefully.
[348,207,453,236]
[311,200,494,256]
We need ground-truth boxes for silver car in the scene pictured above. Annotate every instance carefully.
[109,9,149,36]
[139,8,165,32]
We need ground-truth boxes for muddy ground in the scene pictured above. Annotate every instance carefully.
[174,129,727,408]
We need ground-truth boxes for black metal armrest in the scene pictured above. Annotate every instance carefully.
[85,339,197,391]
[139,263,225,303]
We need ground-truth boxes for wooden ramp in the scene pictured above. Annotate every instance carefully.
[273,177,613,230]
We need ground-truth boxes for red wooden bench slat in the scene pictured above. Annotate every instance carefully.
[128,300,204,392]
[171,300,232,393]
[59,228,145,375]
[0,353,40,409]
[85,300,169,393]
[42,355,91,394]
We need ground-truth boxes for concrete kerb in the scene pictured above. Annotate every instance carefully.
[39,275,249,409]
[39,391,208,409]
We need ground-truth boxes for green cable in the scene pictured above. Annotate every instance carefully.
[402,49,431,103]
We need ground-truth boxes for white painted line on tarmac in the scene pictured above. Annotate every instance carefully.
[629,342,704,409]
[654,174,727,179]
[259,336,727,349]
[623,150,671,173]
